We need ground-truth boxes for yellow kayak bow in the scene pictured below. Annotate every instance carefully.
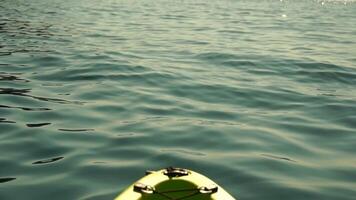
[115,167,236,200]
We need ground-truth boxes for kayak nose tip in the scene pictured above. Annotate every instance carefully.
[163,167,189,177]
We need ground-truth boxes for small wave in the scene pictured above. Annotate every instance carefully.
[293,61,348,71]
[295,70,356,84]
[26,123,51,128]
[32,156,64,165]
[58,128,95,132]
[195,52,238,62]
[221,60,258,68]
[0,73,29,82]
[0,87,84,105]
[0,118,15,124]
[289,61,356,84]
[0,177,16,184]
[261,154,297,163]
[0,104,51,111]
[317,0,356,4]
[160,149,206,157]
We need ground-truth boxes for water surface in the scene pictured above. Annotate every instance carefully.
[1,0,356,199]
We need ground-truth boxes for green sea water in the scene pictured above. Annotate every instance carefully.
[1,0,356,199]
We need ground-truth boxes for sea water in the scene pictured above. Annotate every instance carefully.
[1,0,356,199]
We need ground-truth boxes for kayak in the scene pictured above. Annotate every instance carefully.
[115,167,236,200]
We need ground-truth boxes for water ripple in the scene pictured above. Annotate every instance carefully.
[32,156,64,165]
[0,87,84,105]
[58,128,95,132]
[0,118,15,124]
[0,177,16,184]
[26,123,51,128]
[0,104,51,111]
[261,154,297,163]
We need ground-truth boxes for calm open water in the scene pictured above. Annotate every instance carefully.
[1,0,356,199]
